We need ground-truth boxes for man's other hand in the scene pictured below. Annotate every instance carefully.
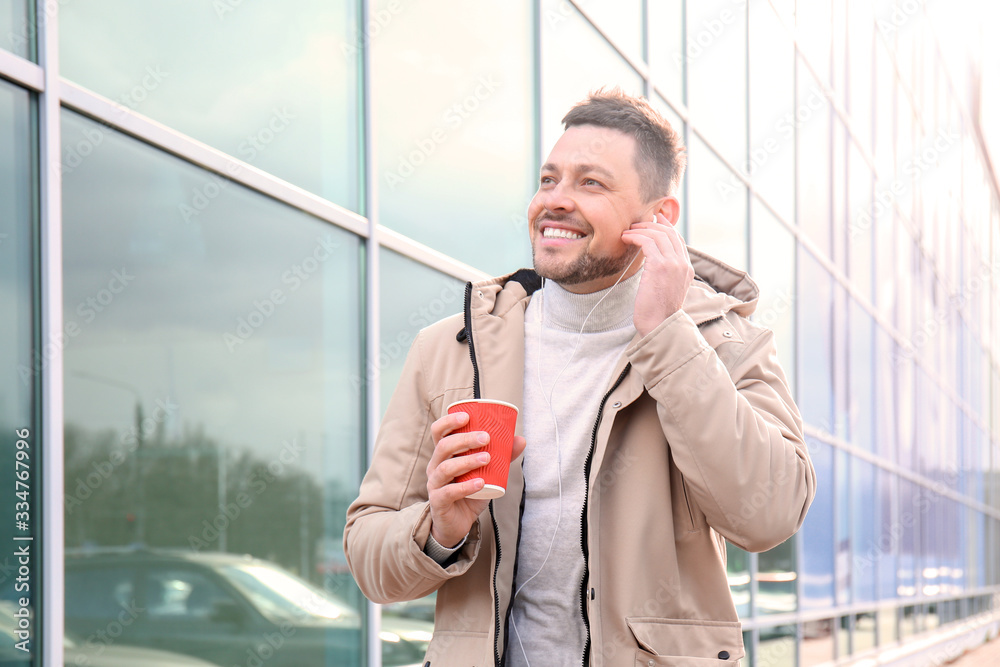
[621,212,694,337]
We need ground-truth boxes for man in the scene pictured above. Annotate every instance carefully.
[345,89,815,666]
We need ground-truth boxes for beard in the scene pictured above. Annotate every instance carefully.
[531,235,636,286]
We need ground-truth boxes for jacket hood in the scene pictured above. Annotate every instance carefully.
[470,247,760,325]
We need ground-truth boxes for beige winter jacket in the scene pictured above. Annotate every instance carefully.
[345,249,816,666]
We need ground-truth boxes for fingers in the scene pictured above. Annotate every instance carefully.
[430,410,469,442]
[427,450,490,491]
[512,435,527,461]
[623,218,688,261]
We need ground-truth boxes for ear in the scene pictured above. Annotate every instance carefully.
[654,196,681,226]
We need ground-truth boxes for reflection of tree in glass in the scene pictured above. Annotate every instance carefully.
[63,422,324,583]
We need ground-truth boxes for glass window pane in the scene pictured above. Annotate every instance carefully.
[577,0,642,66]
[541,0,644,153]
[726,542,749,618]
[378,251,464,417]
[0,78,35,667]
[748,1,795,222]
[877,606,897,645]
[797,248,833,429]
[648,0,684,104]
[376,0,534,276]
[60,109,390,665]
[802,617,835,666]
[848,146,874,301]
[835,450,850,606]
[849,300,874,450]
[847,0,874,152]
[687,135,747,270]
[800,438,834,610]
[795,0,831,82]
[60,0,362,211]
[851,458,877,603]
[0,0,32,59]
[877,469,897,600]
[651,94,688,234]
[837,615,850,658]
[757,538,797,616]
[686,0,747,169]
[757,625,795,667]
[797,62,832,257]
[750,200,795,391]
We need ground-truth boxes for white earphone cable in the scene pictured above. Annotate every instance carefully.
[509,237,645,666]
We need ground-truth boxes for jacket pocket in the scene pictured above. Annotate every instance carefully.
[627,617,744,663]
[423,630,490,665]
[633,652,741,666]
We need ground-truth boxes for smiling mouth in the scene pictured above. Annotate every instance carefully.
[541,227,584,240]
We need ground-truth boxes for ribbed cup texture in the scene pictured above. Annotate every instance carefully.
[448,400,517,494]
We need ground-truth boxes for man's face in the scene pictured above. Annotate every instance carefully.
[527,124,654,293]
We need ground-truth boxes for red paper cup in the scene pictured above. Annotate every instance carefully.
[446,399,519,499]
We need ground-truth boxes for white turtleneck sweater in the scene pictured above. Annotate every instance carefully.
[506,270,641,667]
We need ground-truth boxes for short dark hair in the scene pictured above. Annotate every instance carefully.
[561,88,686,202]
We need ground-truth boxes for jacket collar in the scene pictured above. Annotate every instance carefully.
[469,247,760,325]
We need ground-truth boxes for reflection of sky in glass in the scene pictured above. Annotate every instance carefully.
[374,0,534,276]
[379,251,463,417]
[686,0,746,170]
[648,0,683,103]
[797,248,833,429]
[687,135,747,270]
[576,0,642,65]
[61,110,362,488]
[800,439,834,610]
[540,0,644,155]
[748,4,794,223]
[60,0,361,212]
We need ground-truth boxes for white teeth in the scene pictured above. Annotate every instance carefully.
[542,227,583,240]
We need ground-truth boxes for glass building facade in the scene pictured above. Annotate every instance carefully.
[1,1,999,665]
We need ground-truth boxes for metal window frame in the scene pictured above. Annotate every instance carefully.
[0,0,997,664]
[37,0,64,664]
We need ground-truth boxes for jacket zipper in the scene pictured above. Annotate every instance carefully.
[464,282,502,665]
[489,501,503,667]
[463,282,482,399]
[579,363,631,667]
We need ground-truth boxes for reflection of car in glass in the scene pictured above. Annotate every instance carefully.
[64,548,431,667]
[0,601,219,667]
